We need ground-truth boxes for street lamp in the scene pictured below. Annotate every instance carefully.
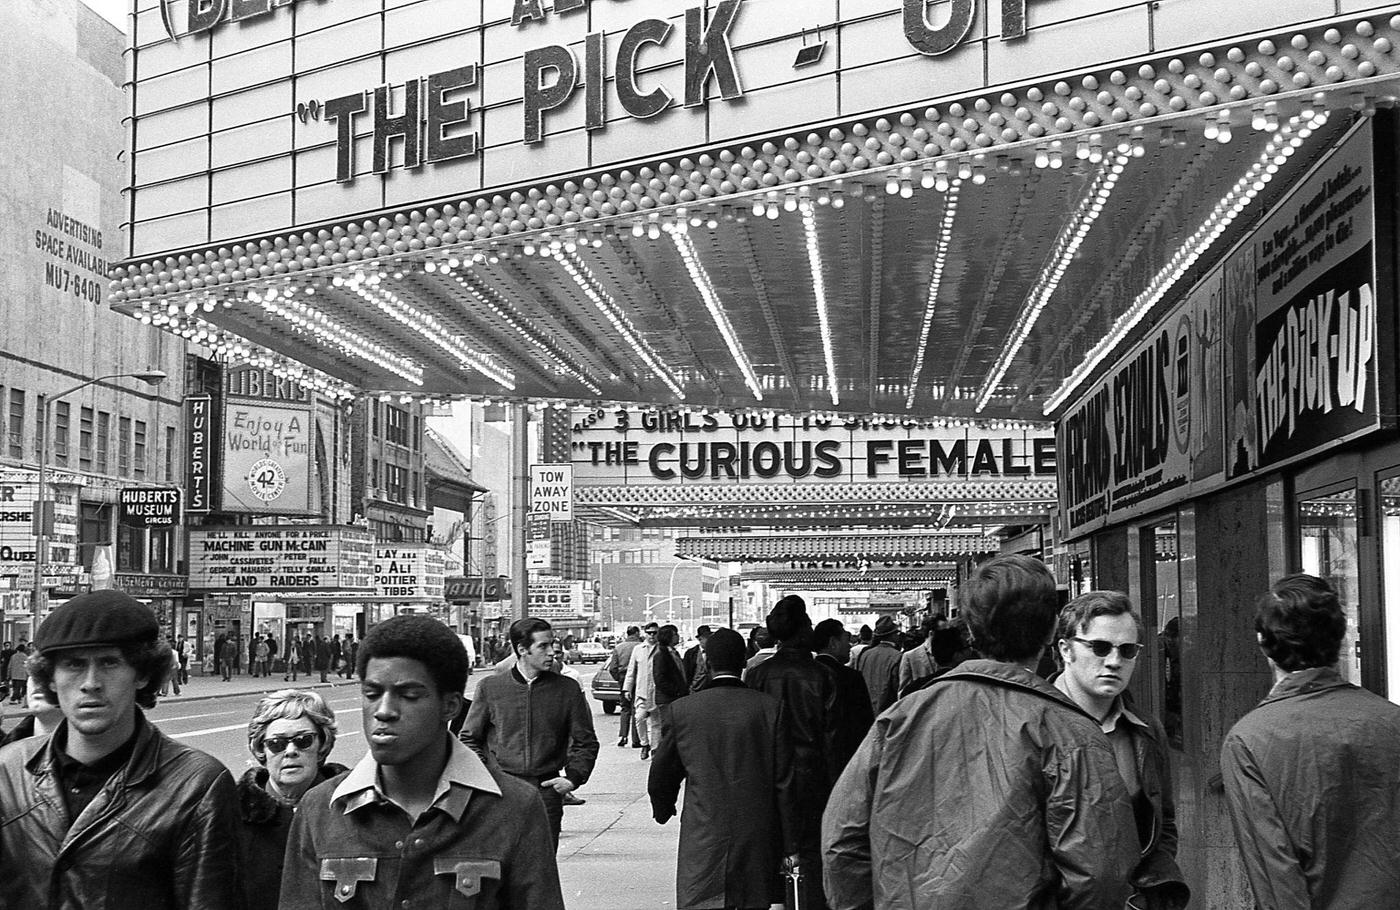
[31,370,167,638]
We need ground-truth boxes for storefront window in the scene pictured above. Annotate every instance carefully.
[1149,520,1184,750]
[1377,477,1400,703]
[1298,487,1361,685]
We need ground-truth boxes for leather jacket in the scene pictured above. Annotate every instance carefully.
[0,712,244,910]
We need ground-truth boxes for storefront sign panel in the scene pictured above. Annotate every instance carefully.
[119,487,182,527]
[188,525,376,591]
[220,400,314,515]
[1223,119,1379,480]
[115,573,189,597]
[374,545,446,601]
[126,0,1325,256]
[573,408,1055,486]
[527,577,589,619]
[0,471,81,580]
[1058,270,1225,537]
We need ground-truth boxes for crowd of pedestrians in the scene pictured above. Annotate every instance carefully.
[2,557,1399,909]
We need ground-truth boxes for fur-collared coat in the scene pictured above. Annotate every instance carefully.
[236,763,348,910]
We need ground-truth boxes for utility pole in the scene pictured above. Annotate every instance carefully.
[510,403,529,621]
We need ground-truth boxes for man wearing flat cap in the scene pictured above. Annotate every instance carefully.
[0,590,244,910]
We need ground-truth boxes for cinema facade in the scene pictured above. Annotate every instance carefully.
[115,0,1400,901]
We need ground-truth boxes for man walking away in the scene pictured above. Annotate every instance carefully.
[315,633,331,683]
[1222,574,1400,909]
[650,624,688,744]
[282,614,562,909]
[812,619,873,781]
[1054,592,1189,909]
[462,617,599,848]
[823,555,1137,910]
[0,590,243,910]
[851,616,902,714]
[746,595,837,910]
[649,628,800,910]
[606,626,642,748]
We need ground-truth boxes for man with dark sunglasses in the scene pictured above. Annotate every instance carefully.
[1054,591,1190,910]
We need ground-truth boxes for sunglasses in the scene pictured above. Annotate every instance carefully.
[265,732,318,754]
[1070,637,1142,660]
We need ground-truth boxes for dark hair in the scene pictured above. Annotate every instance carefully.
[695,625,712,638]
[30,637,175,711]
[812,618,847,652]
[857,624,873,643]
[1056,590,1142,643]
[509,617,552,656]
[963,555,1059,662]
[930,627,964,666]
[767,594,812,643]
[626,625,640,636]
[704,628,747,672]
[356,615,470,695]
[658,624,679,647]
[1255,574,1347,671]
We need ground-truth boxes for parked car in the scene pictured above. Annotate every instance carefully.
[591,664,622,714]
[577,641,609,663]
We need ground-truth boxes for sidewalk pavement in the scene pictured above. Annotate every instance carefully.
[0,670,360,722]
[558,737,681,909]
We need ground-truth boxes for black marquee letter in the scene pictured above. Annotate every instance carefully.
[616,20,673,119]
[324,91,366,184]
[372,80,423,174]
[684,0,743,108]
[523,45,578,144]
[904,0,974,56]
[426,65,479,163]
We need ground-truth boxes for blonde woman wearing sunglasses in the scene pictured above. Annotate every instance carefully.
[238,689,347,910]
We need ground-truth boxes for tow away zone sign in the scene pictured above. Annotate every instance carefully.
[530,464,573,521]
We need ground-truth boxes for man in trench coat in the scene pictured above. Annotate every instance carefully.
[648,628,800,910]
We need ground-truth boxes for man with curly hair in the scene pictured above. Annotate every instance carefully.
[281,614,564,909]
[1222,574,1400,908]
[0,590,243,910]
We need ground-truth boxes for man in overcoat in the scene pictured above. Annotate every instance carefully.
[1221,573,1400,908]
[649,628,799,910]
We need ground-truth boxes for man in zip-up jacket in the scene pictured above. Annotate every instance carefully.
[462,617,599,847]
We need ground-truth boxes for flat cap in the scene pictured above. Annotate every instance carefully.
[36,590,159,654]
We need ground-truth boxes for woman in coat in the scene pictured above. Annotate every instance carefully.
[237,689,347,910]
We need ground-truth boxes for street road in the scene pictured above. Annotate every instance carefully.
[140,668,682,909]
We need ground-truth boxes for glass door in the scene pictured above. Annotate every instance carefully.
[1377,475,1400,703]
[1297,487,1362,685]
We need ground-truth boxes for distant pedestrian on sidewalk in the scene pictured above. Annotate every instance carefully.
[606,627,643,748]
[314,634,331,683]
[649,628,799,910]
[8,644,30,705]
[284,634,301,681]
[461,618,599,848]
[624,622,661,759]
[281,615,564,909]
[221,636,237,681]
[254,636,270,678]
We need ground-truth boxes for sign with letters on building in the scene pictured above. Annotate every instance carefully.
[1057,270,1225,537]
[119,487,182,528]
[188,525,375,591]
[573,408,1056,487]
[1223,118,1380,480]
[220,400,314,515]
